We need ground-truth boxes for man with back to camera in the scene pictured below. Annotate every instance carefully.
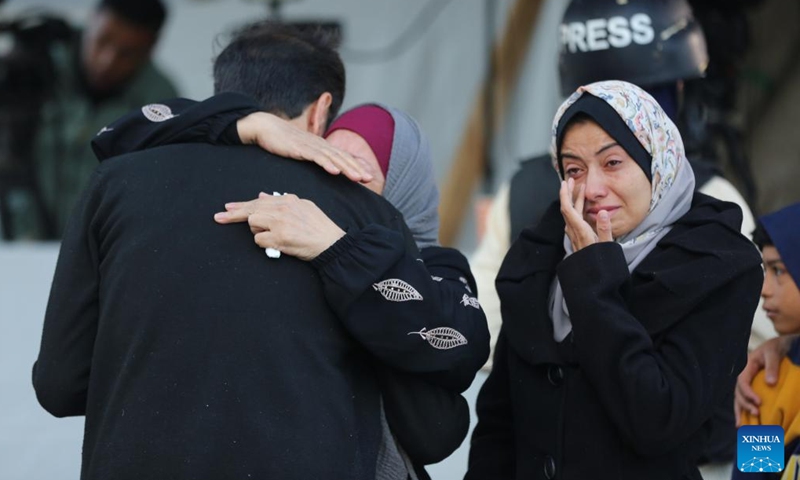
[31,21,442,480]
[4,0,176,239]
[470,0,769,478]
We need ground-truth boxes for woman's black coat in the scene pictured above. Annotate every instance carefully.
[466,194,764,480]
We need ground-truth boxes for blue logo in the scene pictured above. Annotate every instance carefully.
[738,425,784,473]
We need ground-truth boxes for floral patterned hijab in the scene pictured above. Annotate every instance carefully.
[549,80,696,341]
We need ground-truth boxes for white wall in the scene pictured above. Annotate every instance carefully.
[0,244,85,480]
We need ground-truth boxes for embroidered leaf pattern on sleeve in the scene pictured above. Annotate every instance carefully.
[408,327,468,350]
[460,294,481,310]
[372,279,423,302]
[141,104,177,122]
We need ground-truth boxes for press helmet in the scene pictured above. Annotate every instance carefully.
[558,0,709,97]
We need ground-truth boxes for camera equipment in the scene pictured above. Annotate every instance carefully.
[0,11,72,239]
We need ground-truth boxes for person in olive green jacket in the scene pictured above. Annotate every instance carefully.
[7,0,177,239]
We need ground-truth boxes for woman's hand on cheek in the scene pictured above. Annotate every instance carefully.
[560,178,613,251]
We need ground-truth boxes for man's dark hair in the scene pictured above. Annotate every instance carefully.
[752,221,773,251]
[212,21,345,126]
[97,0,167,33]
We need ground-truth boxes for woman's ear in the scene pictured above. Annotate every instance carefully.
[306,92,333,137]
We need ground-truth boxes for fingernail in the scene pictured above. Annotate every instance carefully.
[214,212,226,219]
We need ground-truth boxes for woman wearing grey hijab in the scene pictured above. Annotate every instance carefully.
[216,103,489,480]
[93,98,490,479]
[466,81,764,480]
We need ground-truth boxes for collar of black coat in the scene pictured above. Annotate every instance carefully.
[91,92,261,162]
[496,193,762,366]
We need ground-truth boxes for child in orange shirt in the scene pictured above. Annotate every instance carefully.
[735,203,800,480]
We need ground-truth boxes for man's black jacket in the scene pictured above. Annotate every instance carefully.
[33,143,422,480]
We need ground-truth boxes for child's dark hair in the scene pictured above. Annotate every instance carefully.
[752,221,774,250]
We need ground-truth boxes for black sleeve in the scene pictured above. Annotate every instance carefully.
[377,365,469,465]
[465,330,515,480]
[559,242,762,457]
[311,224,490,393]
[91,92,261,161]
[32,169,105,417]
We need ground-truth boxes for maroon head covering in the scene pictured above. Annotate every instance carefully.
[325,105,394,177]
